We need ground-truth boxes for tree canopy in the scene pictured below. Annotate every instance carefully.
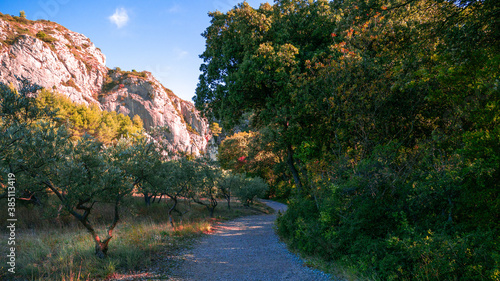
[196,0,499,279]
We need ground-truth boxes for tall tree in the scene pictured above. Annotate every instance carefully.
[195,0,336,193]
[190,158,222,217]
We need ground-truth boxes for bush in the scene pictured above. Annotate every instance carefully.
[276,145,500,280]
[36,30,57,43]
[102,74,119,93]
[234,177,268,206]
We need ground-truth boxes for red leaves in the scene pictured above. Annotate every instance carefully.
[237,156,247,163]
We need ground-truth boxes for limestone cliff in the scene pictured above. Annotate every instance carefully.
[99,69,212,155]
[0,13,213,156]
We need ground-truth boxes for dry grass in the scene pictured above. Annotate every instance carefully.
[0,196,271,280]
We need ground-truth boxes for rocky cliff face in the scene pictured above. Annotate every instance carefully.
[0,15,107,106]
[0,13,213,157]
[99,70,212,155]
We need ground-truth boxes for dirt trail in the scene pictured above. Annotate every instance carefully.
[169,200,334,281]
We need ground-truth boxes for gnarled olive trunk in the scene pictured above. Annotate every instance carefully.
[70,200,120,258]
[167,197,178,228]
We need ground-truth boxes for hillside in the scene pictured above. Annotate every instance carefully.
[0,12,213,156]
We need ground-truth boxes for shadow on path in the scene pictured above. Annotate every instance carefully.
[170,200,333,281]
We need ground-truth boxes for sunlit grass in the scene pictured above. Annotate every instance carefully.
[0,196,271,280]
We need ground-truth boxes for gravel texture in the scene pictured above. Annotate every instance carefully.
[169,200,335,281]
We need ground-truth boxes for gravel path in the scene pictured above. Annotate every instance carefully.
[169,200,334,281]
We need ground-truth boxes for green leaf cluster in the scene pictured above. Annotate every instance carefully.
[196,0,499,279]
[36,90,143,143]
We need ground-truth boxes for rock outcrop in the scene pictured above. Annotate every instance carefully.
[0,16,106,106]
[0,13,213,156]
[99,70,212,155]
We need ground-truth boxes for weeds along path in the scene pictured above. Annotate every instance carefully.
[169,200,333,281]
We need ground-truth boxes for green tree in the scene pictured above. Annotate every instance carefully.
[218,131,253,172]
[115,137,162,206]
[218,171,245,210]
[209,122,222,137]
[197,0,500,279]
[234,176,268,207]
[0,81,53,204]
[150,159,193,227]
[218,130,281,193]
[196,1,337,193]
[12,123,132,258]
[36,90,143,143]
[190,159,221,217]
[1,82,137,258]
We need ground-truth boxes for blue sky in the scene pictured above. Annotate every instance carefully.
[0,0,270,102]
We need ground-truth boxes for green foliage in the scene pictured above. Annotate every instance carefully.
[197,0,500,279]
[218,130,279,183]
[19,10,26,19]
[35,30,57,43]
[234,177,268,207]
[218,171,245,209]
[36,90,143,143]
[190,159,222,217]
[210,122,222,137]
[102,71,119,93]
[2,115,132,257]
[109,67,149,79]
[218,131,253,172]
[0,83,143,258]
[0,80,54,203]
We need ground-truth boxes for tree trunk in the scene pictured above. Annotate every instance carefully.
[157,193,164,203]
[42,179,121,258]
[208,206,215,217]
[94,237,111,259]
[210,197,218,217]
[286,145,303,194]
[76,200,120,258]
[143,192,152,206]
[168,197,178,228]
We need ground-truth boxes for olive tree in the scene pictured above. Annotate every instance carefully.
[0,81,54,204]
[150,159,194,227]
[218,171,245,210]
[58,135,133,258]
[234,177,268,207]
[8,119,133,257]
[190,159,221,217]
[116,137,162,206]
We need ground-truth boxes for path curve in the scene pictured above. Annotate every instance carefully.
[170,200,334,281]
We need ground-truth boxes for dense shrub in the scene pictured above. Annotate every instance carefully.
[36,90,143,143]
[195,0,499,279]
[276,144,500,280]
[35,30,57,43]
[234,177,268,206]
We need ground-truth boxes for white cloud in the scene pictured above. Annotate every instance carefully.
[167,4,181,13]
[109,7,129,28]
[175,48,189,60]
